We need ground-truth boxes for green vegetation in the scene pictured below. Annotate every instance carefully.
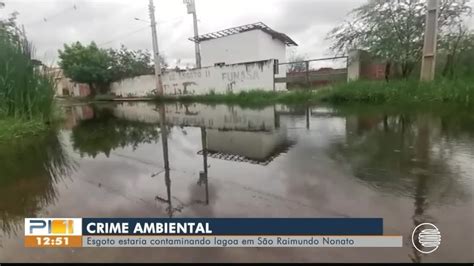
[0,4,57,141]
[438,26,474,79]
[151,78,474,107]
[58,42,166,96]
[0,20,55,120]
[328,0,472,79]
[318,79,474,106]
[0,119,49,141]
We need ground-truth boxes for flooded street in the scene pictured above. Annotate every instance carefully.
[1,102,473,263]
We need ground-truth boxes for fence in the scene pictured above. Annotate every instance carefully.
[275,56,348,89]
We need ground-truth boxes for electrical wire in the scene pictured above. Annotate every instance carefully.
[98,25,151,46]
[97,16,185,47]
[23,4,78,27]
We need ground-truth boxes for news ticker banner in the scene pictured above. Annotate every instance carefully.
[24,218,402,248]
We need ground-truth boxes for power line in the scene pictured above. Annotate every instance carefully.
[97,25,151,46]
[24,4,78,27]
[97,16,185,47]
[158,16,186,25]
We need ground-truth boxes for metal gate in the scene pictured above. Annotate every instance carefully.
[275,56,348,89]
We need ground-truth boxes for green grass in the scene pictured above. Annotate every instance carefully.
[318,79,474,107]
[0,118,49,141]
[152,79,474,108]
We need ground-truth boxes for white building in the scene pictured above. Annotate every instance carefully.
[110,23,298,97]
[190,22,298,91]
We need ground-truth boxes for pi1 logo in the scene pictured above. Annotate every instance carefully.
[25,218,82,236]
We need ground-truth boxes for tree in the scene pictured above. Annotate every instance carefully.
[71,107,160,158]
[59,42,166,95]
[58,42,114,95]
[438,24,474,78]
[158,54,169,70]
[287,52,307,72]
[327,0,472,78]
[108,45,153,81]
[0,4,21,45]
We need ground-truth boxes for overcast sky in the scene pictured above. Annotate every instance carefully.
[2,0,473,67]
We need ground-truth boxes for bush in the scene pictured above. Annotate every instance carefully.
[94,94,116,101]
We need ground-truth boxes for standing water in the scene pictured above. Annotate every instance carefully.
[0,102,473,263]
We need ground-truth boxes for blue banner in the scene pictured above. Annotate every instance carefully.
[82,218,383,236]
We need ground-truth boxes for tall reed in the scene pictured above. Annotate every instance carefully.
[0,26,56,121]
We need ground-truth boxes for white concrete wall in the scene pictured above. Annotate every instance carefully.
[200,30,263,67]
[110,75,156,97]
[110,59,276,97]
[257,30,287,91]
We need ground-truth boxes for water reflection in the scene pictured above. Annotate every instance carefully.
[152,103,288,216]
[0,102,473,262]
[69,106,161,158]
[328,111,473,262]
[63,103,474,218]
[330,112,471,201]
[0,132,76,236]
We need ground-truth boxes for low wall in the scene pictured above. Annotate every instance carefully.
[111,59,276,97]
[347,50,401,81]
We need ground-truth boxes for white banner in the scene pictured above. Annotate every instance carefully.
[83,235,403,248]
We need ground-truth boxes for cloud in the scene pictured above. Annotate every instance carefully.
[3,0,472,66]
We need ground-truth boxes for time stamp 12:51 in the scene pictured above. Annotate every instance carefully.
[25,236,82,248]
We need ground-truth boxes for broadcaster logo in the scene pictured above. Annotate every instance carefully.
[411,223,441,254]
[25,218,81,236]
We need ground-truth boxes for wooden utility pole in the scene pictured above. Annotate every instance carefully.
[420,0,440,81]
[149,0,164,95]
[184,0,201,68]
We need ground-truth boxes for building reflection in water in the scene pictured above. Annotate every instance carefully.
[152,103,293,216]
[65,102,294,217]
